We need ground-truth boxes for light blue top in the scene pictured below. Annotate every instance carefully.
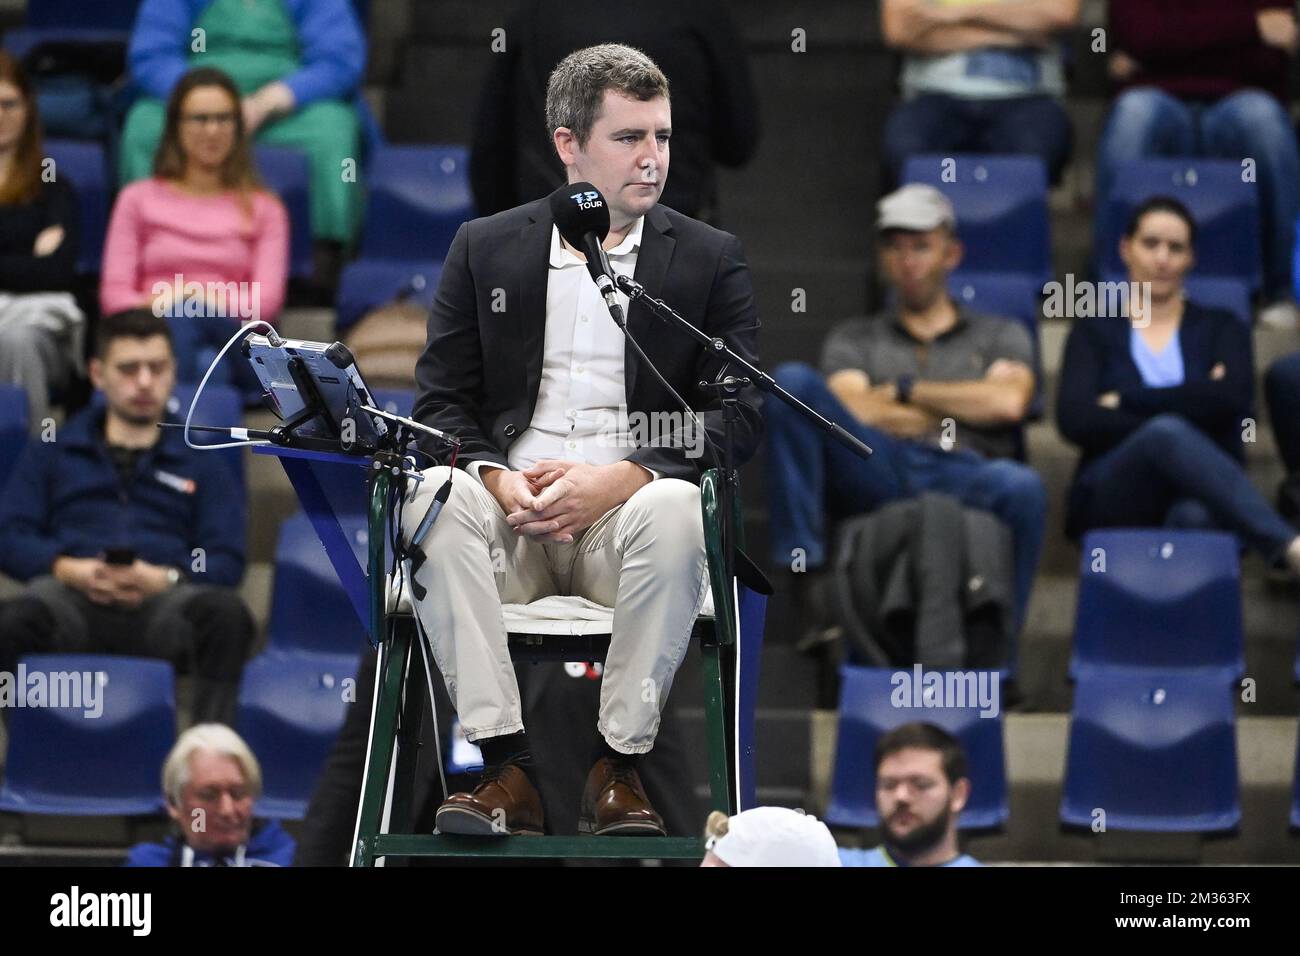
[839,846,982,868]
[1130,327,1185,388]
[902,48,1065,99]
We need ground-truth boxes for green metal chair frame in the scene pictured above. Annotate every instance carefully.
[350,468,743,865]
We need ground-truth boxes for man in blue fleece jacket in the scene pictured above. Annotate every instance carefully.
[0,309,252,726]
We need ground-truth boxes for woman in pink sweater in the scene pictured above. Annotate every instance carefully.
[101,66,288,389]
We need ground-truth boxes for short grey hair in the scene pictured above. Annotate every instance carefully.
[545,43,670,147]
[162,723,262,807]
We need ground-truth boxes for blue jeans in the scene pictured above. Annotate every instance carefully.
[1074,414,1296,564]
[1265,351,1300,474]
[764,363,1047,651]
[1095,87,1300,300]
[883,93,1073,185]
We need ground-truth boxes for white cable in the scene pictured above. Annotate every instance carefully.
[183,319,279,451]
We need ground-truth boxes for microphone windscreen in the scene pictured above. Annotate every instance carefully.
[548,181,610,250]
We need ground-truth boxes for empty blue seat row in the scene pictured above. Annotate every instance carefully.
[267,510,370,655]
[1061,669,1239,832]
[0,649,355,821]
[236,649,357,820]
[0,655,174,816]
[904,154,1262,294]
[1071,529,1244,679]
[903,154,1052,283]
[335,258,440,330]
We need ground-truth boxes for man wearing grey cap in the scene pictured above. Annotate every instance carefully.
[764,183,1045,671]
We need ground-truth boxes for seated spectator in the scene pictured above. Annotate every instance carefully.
[880,0,1078,185]
[119,0,365,255]
[469,0,760,224]
[125,724,295,866]
[700,806,841,867]
[0,51,84,433]
[1264,351,1300,523]
[0,309,254,726]
[765,184,1044,664]
[1057,197,1300,575]
[102,67,288,392]
[1098,0,1299,327]
[839,722,982,867]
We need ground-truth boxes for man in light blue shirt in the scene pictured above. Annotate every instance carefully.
[839,722,983,867]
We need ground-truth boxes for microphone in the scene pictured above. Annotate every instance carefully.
[548,182,625,326]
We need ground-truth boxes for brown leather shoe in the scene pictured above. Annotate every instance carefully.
[435,764,544,836]
[578,758,666,836]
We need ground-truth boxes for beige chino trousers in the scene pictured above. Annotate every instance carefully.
[401,466,709,754]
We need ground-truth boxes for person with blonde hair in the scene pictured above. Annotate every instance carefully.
[125,723,295,866]
[700,806,842,867]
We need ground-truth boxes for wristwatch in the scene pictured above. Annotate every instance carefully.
[166,567,182,587]
[896,375,915,404]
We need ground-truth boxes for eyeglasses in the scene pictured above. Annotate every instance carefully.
[180,112,237,128]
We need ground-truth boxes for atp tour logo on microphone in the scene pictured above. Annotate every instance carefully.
[570,190,603,211]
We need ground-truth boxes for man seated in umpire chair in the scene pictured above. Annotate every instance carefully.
[400,43,763,836]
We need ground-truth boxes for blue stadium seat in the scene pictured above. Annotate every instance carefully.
[25,0,139,29]
[254,145,313,278]
[1099,159,1262,290]
[902,154,1051,281]
[947,270,1045,417]
[3,0,137,59]
[359,145,474,262]
[1182,276,1252,325]
[167,382,245,492]
[1071,530,1243,679]
[45,139,109,274]
[266,511,369,654]
[1061,669,1238,832]
[0,384,29,494]
[235,649,357,820]
[0,654,174,815]
[335,258,440,330]
[826,665,1008,830]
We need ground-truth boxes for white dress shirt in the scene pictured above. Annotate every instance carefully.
[470,216,658,482]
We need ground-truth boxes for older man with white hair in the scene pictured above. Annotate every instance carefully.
[124,723,295,867]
